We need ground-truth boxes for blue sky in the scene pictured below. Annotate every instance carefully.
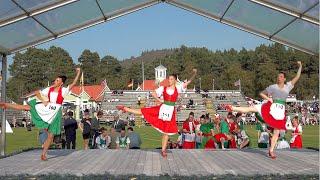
[8,3,270,64]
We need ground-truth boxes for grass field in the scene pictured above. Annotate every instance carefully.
[4,125,319,154]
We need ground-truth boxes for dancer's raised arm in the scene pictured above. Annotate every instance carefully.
[183,68,197,88]
[291,61,302,86]
[69,67,81,90]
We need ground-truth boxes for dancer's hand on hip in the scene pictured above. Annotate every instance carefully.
[267,98,273,103]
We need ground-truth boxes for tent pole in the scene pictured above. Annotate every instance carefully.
[0,54,7,156]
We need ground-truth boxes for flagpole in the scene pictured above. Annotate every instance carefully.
[142,59,145,91]
[132,79,134,91]
[212,79,214,91]
[239,79,241,91]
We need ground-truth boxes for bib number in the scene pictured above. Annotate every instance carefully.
[49,105,57,111]
[269,103,285,120]
[158,104,174,121]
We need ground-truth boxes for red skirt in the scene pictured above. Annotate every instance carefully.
[205,139,216,149]
[290,135,303,148]
[214,133,228,143]
[261,102,286,130]
[182,142,195,149]
[229,137,237,149]
[141,105,178,135]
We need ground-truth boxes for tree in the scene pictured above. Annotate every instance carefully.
[78,49,100,84]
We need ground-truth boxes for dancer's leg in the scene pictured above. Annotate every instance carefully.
[270,129,279,153]
[161,134,169,152]
[232,106,258,113]
[41,132,54,160]
[123,107,142,115]
[0,103,30,111]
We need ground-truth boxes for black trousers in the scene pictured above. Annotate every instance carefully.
[66,135,76,149]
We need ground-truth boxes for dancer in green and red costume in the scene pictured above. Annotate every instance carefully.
[225,61,302,159]
[0,68,81,161]
[199,114,216,149]
[116,69,197,158]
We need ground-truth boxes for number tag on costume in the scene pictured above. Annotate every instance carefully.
[158,104,174,121]
[269,103,285,120]
[35,103,61,124]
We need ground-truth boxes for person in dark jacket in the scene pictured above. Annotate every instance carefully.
[64,111,78,149]
[79,109,92,150]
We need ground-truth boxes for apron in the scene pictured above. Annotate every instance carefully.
[158,87,178,121]
[269,99,286,120]
[35,87,64,124]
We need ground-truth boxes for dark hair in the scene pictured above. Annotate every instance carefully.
[84,109,90,113]
[58,75,67,84]
[189,112,194,116]
[121,127,126,131]
[169,74,177,80]
[68,111,73,117]
[128,127,133,131]
[97,111,103,116]
[227,112,233,116]
[279,71,286,78]
[200,114,205,119]
[100,127,107,132]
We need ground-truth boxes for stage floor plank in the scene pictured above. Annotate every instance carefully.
[0,149,318,177]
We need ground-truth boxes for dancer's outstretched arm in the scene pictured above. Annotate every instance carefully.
[291,61,302,86]
[69,68,81,90]
[183,69,197,89]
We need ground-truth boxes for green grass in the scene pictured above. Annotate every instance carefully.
[4,125,319,154]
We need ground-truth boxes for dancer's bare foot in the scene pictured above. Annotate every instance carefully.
[268,150,276,159]
[116,105,127,112]
[41,154,48,161]
[160,150,167,158]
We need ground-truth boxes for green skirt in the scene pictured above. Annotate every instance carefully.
[28,99,62,135]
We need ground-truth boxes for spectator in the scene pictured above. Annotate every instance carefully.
[256,121,269,148]
[79,109,92,150]
[200,114,216,149]
[194,116,202,149]
[112,114,126,133]
[109,127,118,149]
[38,129,48,148]
[176,131,183,149]
[290,116,303,148]
[182,112,196,149]
[91,111,103,148]
[213,114,230,149]
[275,130,290,149]
[116,128,130,149]
[12,116,16,128]
[64,111,78,149]
[234,126,250,149]
[127,127,142,149]
[226,112,237,149]
[22,117,27,128]
[96,127,111,149]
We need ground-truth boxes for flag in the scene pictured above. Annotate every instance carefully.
[234,79,241,87]
[127,79,133,88]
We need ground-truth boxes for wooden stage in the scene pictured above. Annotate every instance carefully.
[0,149,318,178]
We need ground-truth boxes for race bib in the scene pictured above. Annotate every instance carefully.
[158,104,174,121]
[269,103,285,120]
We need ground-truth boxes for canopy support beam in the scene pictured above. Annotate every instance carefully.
[0,0,79,28]
[167,0,316,55]
[0,54,7,156]
[9,0,160,54]
[248,0,319,25]
[220,0,235,22]
[270,2,320,39]
[11,0,57,37]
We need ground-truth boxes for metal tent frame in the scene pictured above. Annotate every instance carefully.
[0,0,319,155]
